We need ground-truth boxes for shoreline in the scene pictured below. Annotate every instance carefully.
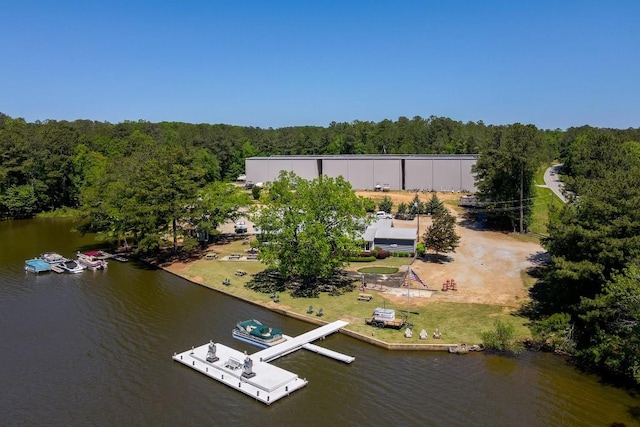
[160,265,459,352]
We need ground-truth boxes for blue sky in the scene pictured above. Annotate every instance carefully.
[1,1,638,130]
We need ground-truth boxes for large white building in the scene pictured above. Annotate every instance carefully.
[245,154,477,192]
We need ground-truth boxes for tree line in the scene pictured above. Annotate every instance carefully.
[525,126,640,385]
[0,113,512,219]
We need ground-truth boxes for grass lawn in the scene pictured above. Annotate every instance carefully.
[178,249,530,345]
[529,165,564,237]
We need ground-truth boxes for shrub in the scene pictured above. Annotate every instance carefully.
[529,313,575,353]
[416,243,425,257]
[391,251,411,257]
[481,320,524,354]
[349,256,376,262]
[252,185,262,200]
[375,248,390,259]
[359,196,377,212]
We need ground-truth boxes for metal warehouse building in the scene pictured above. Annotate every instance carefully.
[245,155,477,192]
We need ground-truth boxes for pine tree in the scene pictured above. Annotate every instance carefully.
[423,210,460,261]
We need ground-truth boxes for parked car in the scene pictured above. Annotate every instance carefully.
[375,211,392,219]
[234,221,248,233]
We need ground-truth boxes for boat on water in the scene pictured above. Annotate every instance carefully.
[77,251,108,270]
[232,319,287,348]
[58,259,85,274]
[40,252,66,264]
[25,258,52,274]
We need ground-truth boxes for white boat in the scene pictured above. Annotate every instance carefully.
[232,319,287,348]
[40,252,66,264]
[58,259,85,274]
[77,251,108,270]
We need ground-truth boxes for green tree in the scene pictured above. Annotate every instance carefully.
[473,123,546,232]
[378,195,393,214]
[526,129,640,384]
[358,196,376,213]
[133,143,205,253]
[410,193,424,214]
[575,265,640,384]
[426,193,445,215]
[422,210,460,261]
[252,171,367,287]
[1,185,37,218]
[251,185,261,200]
[188,182,252,240]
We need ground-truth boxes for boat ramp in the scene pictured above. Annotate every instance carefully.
[172,320,354,405]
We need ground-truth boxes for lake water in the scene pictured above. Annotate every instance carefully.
[0,218,638,426]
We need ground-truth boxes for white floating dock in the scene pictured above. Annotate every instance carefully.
[301,342,356,363]
[253,320,351,363]
[173,342,307,405]
[173,320,353,404]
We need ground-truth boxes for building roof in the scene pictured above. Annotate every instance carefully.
[374,227,417,240]
[371,218,393,228]
[362,223,417,242]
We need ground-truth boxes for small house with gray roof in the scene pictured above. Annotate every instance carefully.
[362,219,417,253]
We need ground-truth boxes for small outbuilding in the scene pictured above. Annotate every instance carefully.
[362,219,416,253]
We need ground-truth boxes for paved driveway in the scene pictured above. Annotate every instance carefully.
[543,164,567,203]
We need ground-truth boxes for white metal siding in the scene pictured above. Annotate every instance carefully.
[405,159,433,191]
[322,159,349,181]
[347,159,374,190]
[246,158,270,183]
[461,159,477,191]
[372,159,402,190]
[267,159,293,182]
[245,156,477,192]
[291,159,319,180]
[433,159,460,192]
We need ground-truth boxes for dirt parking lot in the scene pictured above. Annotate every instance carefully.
[356,191,544,308]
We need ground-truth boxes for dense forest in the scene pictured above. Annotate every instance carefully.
[2,111,639,384]
[0,112,558,220]
[527,126,640,386]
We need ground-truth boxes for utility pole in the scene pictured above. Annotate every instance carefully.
[519,161,524,234]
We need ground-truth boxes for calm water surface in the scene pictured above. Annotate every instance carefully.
[0,218,638,426]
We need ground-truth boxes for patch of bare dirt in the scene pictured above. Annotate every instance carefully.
[357,191,543,308]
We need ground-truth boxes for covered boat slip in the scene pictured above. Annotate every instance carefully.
[173,343,307,405]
